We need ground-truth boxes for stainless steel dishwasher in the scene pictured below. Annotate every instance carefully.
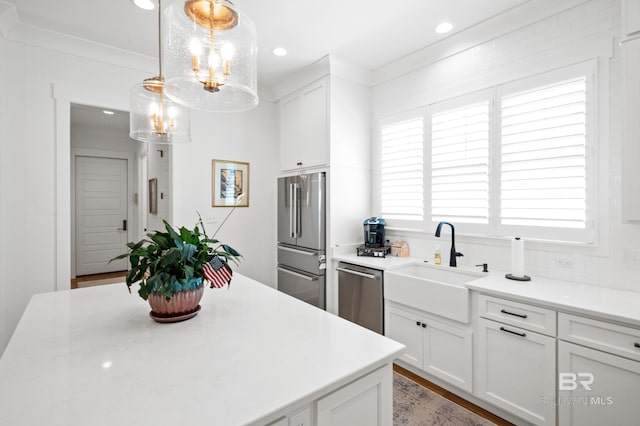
[336,262,384,334]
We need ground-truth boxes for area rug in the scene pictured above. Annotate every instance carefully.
[394,372,496,426]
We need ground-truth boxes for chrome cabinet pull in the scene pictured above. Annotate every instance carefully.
[500,309,527,319]
[277,267,317,281]
[500,326,526,337]
[336,267,376,280]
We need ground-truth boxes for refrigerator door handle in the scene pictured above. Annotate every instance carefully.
[277,267,318,281]
[278,245,317,256]
[335,267,377,280]
[289,183,294,238]
[292,182,299,238]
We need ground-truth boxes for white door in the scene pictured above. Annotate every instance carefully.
[75,156,128,276]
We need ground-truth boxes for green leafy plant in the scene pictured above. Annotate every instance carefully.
[111,217,241,301]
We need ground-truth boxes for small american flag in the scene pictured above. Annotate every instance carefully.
[203,256,233,288]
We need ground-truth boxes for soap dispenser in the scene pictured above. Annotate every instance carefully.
[434,245,442,265]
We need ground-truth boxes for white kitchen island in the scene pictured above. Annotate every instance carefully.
[0,274,404,426]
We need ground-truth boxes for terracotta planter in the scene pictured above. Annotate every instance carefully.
[147,285,205,323]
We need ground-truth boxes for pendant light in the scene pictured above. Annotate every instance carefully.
[163,0,258,112]
[130,0,191,144]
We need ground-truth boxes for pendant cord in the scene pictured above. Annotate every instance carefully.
[158,0,162,78]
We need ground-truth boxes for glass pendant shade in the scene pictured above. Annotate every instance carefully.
[163,0,258,112]
[129,77,191,144]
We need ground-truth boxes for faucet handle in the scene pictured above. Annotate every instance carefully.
[456,252,464,257]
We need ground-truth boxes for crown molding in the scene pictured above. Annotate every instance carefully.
[372,0,592,86]
[0,1,155,74]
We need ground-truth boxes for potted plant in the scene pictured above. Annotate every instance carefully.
[111,216,241,322]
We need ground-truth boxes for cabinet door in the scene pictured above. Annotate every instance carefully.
[423,319,473,393]
[558,341,640,426]
[622,39,640,220]
[316,365,392,426]
[280,94,303,170]
[385,305,423,368]
[477,318,556,426]
[300,82,328,168]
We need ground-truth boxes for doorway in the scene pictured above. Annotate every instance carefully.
[69,104,147,282]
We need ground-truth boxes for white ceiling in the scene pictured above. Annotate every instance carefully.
[6,0,530,87]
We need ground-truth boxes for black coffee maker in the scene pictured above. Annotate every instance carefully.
[363,217,386,248]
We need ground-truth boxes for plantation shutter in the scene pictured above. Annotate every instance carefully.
[500,76,587,231]
[431,101,490,225]
[380,116,424,222]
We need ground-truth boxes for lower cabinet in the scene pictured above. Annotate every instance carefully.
[385,302,473,392]
[477,317,556,426]
[316,365,392,426]
[558,340,640,426]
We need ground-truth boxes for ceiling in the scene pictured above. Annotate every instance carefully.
[6,0,530,87]
[70,104,129,134]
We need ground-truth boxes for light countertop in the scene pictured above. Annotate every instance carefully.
[0,274,404,426]
[333,250,640,327]
[466,273,640,328]
[332,253,422,270]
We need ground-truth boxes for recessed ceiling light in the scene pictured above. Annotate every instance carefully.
[272,47,288,57]
[435,22,453,34]
[132,0,155,10]
[103,110,115,115]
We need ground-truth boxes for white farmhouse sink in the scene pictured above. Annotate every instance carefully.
[385,263,484,323]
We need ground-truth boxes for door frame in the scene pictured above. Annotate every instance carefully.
[71,149,134,278]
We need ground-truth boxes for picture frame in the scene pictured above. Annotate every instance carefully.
[148,178,158,214]
[212,159,249,207]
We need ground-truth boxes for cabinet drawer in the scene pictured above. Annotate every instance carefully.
[558,313,640,362]
[478,295,556,336]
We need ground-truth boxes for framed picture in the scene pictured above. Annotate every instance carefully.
[212,159,249,207]
[148,178,158,214]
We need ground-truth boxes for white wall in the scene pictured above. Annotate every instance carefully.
[172,104,279,288]
[0,31,279,355]
[372,0,640,292]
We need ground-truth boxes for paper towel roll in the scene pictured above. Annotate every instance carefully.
[511,237,525,278]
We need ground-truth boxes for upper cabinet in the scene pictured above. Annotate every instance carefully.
[622,0,640,37]
[621,0,640,221]
[279,78,329,171]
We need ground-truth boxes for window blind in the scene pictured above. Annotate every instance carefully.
[380,117,424,221]
[431,101,490,224]
[500,76,587,229]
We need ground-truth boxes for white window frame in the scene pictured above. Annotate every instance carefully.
[375,109,428,231]
[427,89,494,236]
[495,61,596,243]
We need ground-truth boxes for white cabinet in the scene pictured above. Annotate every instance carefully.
[316,365,392,426]
[558,341,640,426]
[622,0,640,37]
[385,302,473,392]
[622,38,640,221]
[477,317,556,426]
[279,79,328,171]
[557,313,640,426]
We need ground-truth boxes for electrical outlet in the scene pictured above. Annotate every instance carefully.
[204,215,217,224]
[626,249,640,269]
[554,258,575,270]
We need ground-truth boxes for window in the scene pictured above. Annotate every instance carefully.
[424,62,593,243]
[380,114,424,223]
[499,76,588,234]
[431,97,490,227]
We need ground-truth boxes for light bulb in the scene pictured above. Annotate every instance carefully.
[168,107,177,118]
[221,43,234,61]
[190,38,202,55]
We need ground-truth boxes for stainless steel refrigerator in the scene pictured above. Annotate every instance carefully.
[277,172,326,309]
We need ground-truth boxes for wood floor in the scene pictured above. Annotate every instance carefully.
[70,271,127,289]
[394,364,515,426]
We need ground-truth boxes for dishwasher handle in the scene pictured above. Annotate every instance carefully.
[336,267,377,280]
